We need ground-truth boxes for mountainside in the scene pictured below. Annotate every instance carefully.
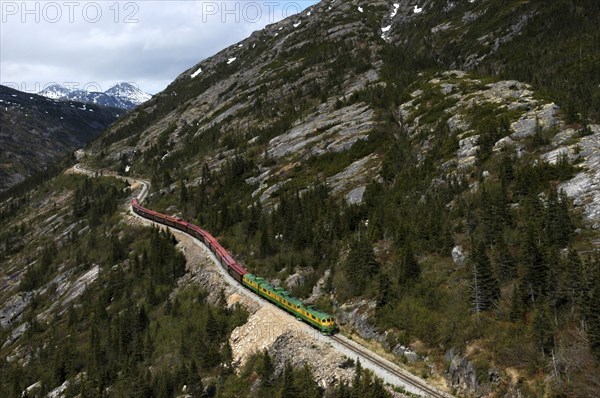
[38,82,152,110]
[2,0,600,397]
[0,85,121,192]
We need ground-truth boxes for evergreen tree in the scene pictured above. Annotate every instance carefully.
[350,359,362,398]
[588,279,600,361]
[565,248,584,314]
[260,350,274,388]
[344,240,379,295]
[471,241,499,313]
[521,228,547,303]
[400,240,420,283]
[295,365,321,398]
[376,272,390,307]
[281,361,297,398]
[531,304,553,356]
[179,179,188,207]
[260,221,273,258]
[557,190,573,246]
[491,238,516,282]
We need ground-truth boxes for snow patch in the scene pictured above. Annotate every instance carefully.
[307,11,311,16]
[358,6,363,13]
[125,165,131,173]
[293,21,301,28]
[227,57,237,65]
[391,3,400,17]
[381,25,391,32]
[191,67,203,78]
[414,5,423,13]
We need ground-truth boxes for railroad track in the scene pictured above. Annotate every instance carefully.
[72,163,452,397]
[330,335,450,398]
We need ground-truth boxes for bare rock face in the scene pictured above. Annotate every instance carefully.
[267,102,375,159]
[510,103,560,139]
[0,292,32,330]
[345,186,367,205]
[308,269,331,302]
[228,307,355,389]
[336,299,383,342]
[559,128,600,229]
[451,245,466,266]
[284,267,314,290]
[2,322,29,349]
[493,136,516,152]
[457,135,479,169]
[327,153,381,204]
[269,332,356,389]
[392,344,419,363]
[446,349,478,393]
[445,348,506,398]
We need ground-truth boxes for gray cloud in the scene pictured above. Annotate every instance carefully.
[1,1,317,94]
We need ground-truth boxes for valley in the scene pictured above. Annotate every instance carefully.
[1,0,600,397]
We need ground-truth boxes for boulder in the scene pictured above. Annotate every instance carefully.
[452,246,466,266]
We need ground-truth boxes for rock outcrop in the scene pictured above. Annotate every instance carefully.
[558,127,600,229]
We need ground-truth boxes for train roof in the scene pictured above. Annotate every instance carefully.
[244,274,330,319]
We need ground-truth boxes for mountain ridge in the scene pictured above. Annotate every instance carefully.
[83,1,600,395]
[0,85,121,192]
[1,0,600,396]
[38,82,152,110]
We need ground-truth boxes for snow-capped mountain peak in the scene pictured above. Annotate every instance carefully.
[105,82,152,105]
[37,82,152,110]
[38,84,72,100]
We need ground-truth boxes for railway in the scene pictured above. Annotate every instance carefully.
[131,198,337,334]
[330,335,450,398]
[72,163,453,397]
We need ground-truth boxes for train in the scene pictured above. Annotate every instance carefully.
[131,198,337,334]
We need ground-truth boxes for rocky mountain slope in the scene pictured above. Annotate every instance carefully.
[39,82,152,110]
[0,85,121,192]
[2,0,600,397]
[83,1,600,396]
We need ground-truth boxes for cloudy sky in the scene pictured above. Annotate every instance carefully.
[1,1,318,94]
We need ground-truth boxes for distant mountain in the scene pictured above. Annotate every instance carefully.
[38,82,152,110]
[0,85,121,191]
[2,1,600,397]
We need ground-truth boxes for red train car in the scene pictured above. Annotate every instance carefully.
[131,199,248,283]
